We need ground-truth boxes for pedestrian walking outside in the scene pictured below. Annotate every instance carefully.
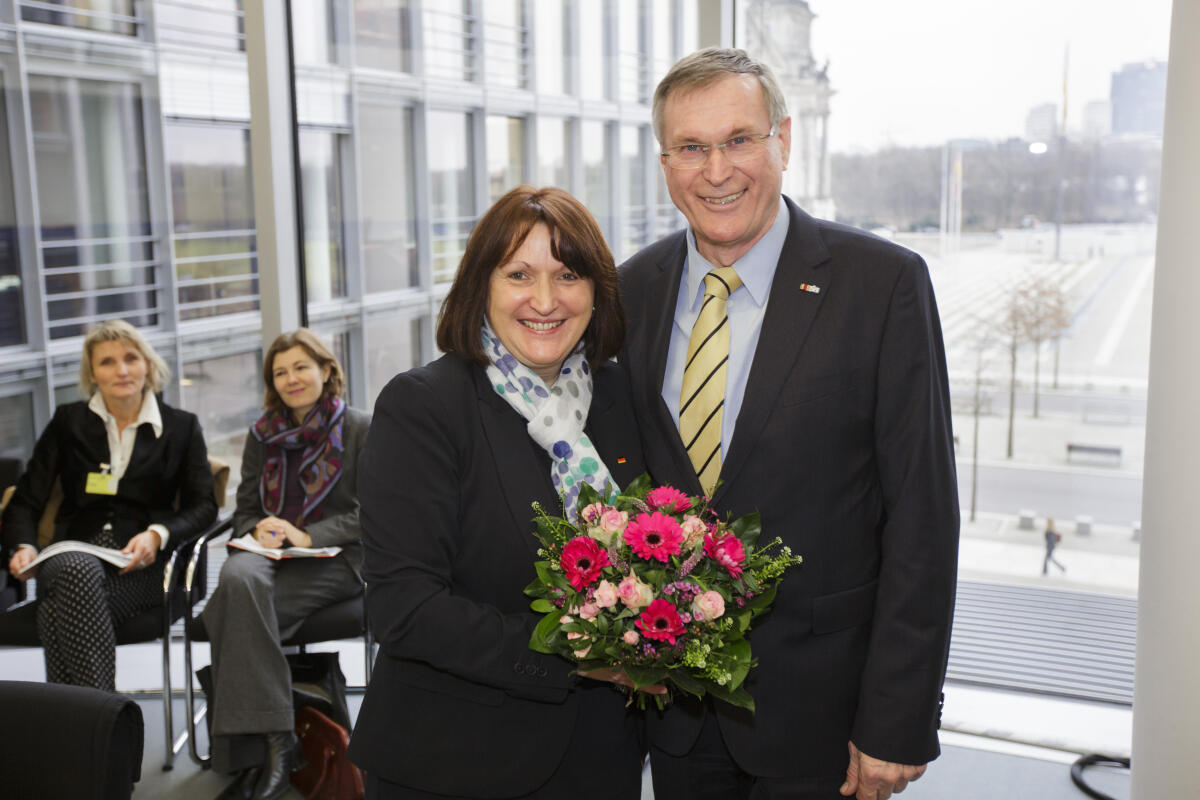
[1043,518,1066,575]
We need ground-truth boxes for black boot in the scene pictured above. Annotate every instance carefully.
[215,767,261,800]
[252,731,306,800]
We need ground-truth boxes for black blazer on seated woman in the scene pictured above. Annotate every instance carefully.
[349,354,647,798]
[1,398,217,554]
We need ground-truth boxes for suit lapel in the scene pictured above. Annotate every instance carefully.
[714,200,833,504]
[636,235,705,495]
[472,368,559,557]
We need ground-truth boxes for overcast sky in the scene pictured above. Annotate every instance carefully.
[802,0,1174,153]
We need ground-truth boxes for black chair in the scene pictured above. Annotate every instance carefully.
[0,458,231,771]
[0,680,143,799]
[181,524,373,766]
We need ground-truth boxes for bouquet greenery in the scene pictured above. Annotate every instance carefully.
[525,474,802,711]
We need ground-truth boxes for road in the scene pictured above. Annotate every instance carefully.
[957,460,1142,526]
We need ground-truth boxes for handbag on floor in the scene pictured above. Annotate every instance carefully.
[291,705,364,800]
[287,651,352,732]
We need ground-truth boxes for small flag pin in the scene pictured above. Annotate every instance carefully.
[800,283,821,294]
[617,457,627,464]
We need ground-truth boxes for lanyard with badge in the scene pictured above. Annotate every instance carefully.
[85,462,119,496]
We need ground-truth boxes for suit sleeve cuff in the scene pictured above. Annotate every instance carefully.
[148,524,170,550]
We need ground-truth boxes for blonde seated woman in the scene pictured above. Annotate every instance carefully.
[2,319,217,691]
[202,328,370,800]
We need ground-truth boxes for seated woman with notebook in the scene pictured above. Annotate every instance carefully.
[201,328,369,800]
[2,319,217,691]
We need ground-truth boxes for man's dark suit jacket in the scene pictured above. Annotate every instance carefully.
[1,398,217,554]
[619,196,959,778]
[349,354,646,797]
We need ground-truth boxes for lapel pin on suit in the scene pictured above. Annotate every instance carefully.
[800,283,821,294]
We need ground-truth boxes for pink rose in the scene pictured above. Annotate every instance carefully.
[580,502,605,525]
[579,603,600,620]
[691,590,725,622]
[599,508,629,533]
[594,580,618,608]
[623,630,639,645]
[616,573,655,609]
[680,515,706,547]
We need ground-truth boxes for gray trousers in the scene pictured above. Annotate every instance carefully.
[200,550,360,773]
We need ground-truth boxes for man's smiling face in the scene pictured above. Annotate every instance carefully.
[660,74,791,267]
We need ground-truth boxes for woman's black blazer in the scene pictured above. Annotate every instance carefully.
[349,354,646,798]
[1,398,217,553]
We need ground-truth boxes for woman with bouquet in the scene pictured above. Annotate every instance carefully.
[202,328,370,800]
[350,186,650,799]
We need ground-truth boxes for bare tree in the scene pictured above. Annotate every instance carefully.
[964,324,998,522]
[1019,278,1072,417]
[1000,295,1026,460]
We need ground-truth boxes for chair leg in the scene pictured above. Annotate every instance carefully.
[161,605,175,770]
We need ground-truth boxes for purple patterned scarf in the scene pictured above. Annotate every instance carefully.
[252,395,346,526]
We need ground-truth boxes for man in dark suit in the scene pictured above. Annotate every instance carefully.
[619,48,960,800]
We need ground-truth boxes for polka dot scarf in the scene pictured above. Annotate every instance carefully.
[482,321,615,520]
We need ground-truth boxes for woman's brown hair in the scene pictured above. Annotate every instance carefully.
[436,185,625,366]
[261,328,346,414]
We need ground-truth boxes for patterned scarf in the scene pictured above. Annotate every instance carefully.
[482,321,615,520]
[253,394,346,526]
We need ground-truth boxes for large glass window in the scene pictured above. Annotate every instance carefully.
[581,120,612,239]
[534,0,566,96]
[651,0,675,87]
[292,0,338,65]
[0,97,23,348]
[487,115,526,203]
[424,0,477,83]
[31,76,156,339]
[359,102,418,293]
[428,110,476,284]
[0,392,36,463]
[366,313,424,405]
[578,1,609,101]
[165,123,258,321]
[181,348,262,496]
[618,0,647,104]
[354,0,411,72]
[21,0,139,37]
[299,130,347,303]
[483,0,527,89]
[620,124,649,259]
[537,116,570,190]
[156,0,245,52]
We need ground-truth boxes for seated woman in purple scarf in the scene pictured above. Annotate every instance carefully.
[201,328,370,800]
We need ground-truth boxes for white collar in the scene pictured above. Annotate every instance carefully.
[88,391,164,439]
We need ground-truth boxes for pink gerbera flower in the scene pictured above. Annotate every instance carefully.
[645,485,692,513]
[635,598,687,645]
[623,512,684,562]
[560,537,611,590]
[704,532,746,577]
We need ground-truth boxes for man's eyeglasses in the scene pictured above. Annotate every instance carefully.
[660,125,778,170]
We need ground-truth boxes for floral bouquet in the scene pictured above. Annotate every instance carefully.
[524,474,802,711]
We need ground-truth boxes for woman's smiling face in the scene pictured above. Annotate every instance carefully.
[486,223,595,385]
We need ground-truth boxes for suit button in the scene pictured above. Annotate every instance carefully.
[513,663,525,674]
[537,667,548,677]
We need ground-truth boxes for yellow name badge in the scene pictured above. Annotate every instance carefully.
[85,472,119,496]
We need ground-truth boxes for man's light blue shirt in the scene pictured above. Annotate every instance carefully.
[662,197,790,459]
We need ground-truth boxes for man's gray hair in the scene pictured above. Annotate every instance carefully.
[652,47,789,145]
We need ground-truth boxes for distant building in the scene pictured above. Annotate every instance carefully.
[1111,60,1167,136]
[1025,103,1059,143]
[737,0,835,219]
[1083,100,1113,140]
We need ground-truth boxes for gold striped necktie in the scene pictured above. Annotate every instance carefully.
[680,266,742,496]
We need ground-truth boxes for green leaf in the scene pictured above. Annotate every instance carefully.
[623,664,668,689]
[724,638,753,690]
[743,584,777,612]
[577,481,602,509]
[667,669,709,699]
[529,610,561,654]
[534,561,556,585]
[706,682,756,712]
[530,598,554,613]
[729,511,762,550]
[621,473,653,499]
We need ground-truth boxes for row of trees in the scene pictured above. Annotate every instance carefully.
[964,277,1072,522]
